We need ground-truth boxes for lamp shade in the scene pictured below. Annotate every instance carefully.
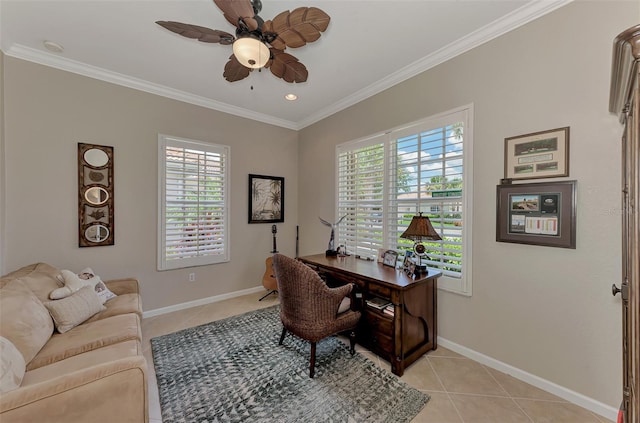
[400,213,442,241]
[232,35,270,69]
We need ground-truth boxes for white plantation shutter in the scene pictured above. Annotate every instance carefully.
[336,106,473,295]
[158,135,230,270]
[337,135,386,259]
[388,119,465,279]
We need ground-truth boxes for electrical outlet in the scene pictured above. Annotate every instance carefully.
[188,273,195,282]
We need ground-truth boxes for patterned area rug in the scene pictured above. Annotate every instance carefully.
[151,305,429,422]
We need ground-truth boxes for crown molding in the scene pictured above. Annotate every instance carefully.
[296,0,573,129]
[3,0,571,131]
[3,44,299,130]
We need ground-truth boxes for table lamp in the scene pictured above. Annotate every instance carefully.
[400,212,442,275]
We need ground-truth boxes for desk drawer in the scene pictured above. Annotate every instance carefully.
[364,311,393,336]
[368,283,392,299]
[370,331,393,355]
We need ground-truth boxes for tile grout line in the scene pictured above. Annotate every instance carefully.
[482,364,535,423]
[426,355,466,423]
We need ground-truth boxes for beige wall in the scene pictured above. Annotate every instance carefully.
[298,0,637,410]
[0,51,5,274]
[2,57,299,310]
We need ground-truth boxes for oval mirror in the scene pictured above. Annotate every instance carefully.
[84,187,109,205]
[84,224,110,243]
[84,148,109,167]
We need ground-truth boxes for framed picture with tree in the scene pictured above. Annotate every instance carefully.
[248,174,284,223]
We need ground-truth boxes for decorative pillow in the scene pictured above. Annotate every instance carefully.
[0,336,26,393]
[51,268,117,304]
[44,286,106,333]
[0,279,54,364]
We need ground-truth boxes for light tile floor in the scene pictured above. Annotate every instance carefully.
[141,291,613,423]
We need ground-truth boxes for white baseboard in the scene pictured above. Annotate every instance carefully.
[437,337,618,422]
[142,286,265,318]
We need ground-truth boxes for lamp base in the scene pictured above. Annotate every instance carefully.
[414,264,428,275]
[326,249,338,257]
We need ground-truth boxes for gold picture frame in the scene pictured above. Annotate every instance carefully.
[504,127,569,180]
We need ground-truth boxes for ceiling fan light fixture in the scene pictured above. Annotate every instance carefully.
[233,35,270,69]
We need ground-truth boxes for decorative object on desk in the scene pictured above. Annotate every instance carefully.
[504,126,569,181]
[402,251,414,272]
[319,215,346,256]
[382,250,398,267]
[496,180,576,249]
[260,224,279,301]
[151,305,428,423]
[400,212,442,275]
[249,174,284,223]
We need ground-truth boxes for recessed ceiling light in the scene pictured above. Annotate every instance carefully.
[43,40,64,53]
[284,94,298,101]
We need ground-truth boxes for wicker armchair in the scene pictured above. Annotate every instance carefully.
[272,253,361,378]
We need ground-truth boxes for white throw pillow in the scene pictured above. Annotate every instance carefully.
[0,336,26,393]
[51,268,116,304]
[77,268,117,303]
[44,286,106,333]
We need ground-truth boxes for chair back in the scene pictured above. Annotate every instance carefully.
[272,254,335,327]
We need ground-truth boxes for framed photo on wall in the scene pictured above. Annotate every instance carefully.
[504,127,569,180]
[248,174,284,224]
[496,180,576,249]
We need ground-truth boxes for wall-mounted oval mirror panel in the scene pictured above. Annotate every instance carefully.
[84,148,109,167]
[84,224,110,243]
[84,187,109,205]
[79,143,114,247]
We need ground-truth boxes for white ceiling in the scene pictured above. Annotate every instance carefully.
[0,0,570,130]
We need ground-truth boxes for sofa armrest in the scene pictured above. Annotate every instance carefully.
[105,278,140,296]
[0,356,148,423]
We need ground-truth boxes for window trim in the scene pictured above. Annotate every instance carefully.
[157,134,231,271]
[335,104,473,296]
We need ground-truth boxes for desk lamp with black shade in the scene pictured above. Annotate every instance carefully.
[400,212,442,275]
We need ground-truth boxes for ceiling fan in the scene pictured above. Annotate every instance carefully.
[156,0,330,84]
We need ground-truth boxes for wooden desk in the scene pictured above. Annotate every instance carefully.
[298,254,442,376]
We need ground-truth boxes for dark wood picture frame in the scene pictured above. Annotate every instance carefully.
[496,180,576,249]
[504,127,570,180]
[78,143,114,247]
[248,174,284,224]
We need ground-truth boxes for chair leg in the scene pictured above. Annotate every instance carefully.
[279,327,287,345]
[349,330,356,355]
[309,342,316,378]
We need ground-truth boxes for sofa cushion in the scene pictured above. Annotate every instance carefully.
[27,313,141,371]
[44,287,106,334]
[0,279,54,364]
[85,293,142,323]
[21,339,141,387]
[0,337,26,393]
[1,263,62,302]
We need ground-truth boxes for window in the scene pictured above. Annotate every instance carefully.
[157,135,230,270]
[337,105,473,295]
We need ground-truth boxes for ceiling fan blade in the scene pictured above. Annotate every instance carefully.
[213,0,259,31]
[263,7,330,50]
[223,55,251,82]
[156,21,234,45]
[268,49,308,83]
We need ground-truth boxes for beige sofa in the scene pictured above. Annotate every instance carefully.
[0,263,148,423]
